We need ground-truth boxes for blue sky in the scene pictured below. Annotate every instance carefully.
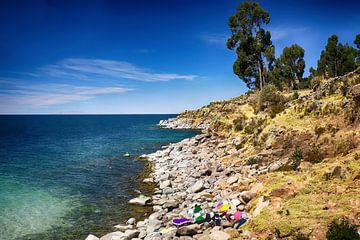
[0,0,359,114]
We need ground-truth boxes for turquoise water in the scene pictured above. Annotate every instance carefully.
[0,115,197,240]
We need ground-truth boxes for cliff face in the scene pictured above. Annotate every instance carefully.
[159,68,360,238]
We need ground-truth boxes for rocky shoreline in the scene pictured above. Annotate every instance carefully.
[86,120,276,240]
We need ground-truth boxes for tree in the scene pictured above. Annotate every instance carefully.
[355,34,360,49]
[315,35,357,78]
[325,35,340,77]
[268,44,305,90]
[279,44,305,89]
[355,34,360,65]
[227,1,274,90]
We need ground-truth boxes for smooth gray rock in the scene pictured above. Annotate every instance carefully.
[100,231,123,240]
[176,224,200,236]
[129,195,151,206]
[188,180,204,193]
[85,234,100,240]
[126,217,136,225]
[114,224,133,231]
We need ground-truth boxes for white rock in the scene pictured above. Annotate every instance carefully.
[126,217,136,225]
[129,195,151,205]
[227,176,238,185]
[122,229,140,239]
[252,196,269,217]
[209,230,230,240]
[85,234,100,240]
[100,231,123,240]
[230,199,241,207]
[114,224,133,231]
[159,180,171,189]
[188,180,204,193]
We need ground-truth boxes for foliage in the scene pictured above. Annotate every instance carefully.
[227,1,274,90]
[257,84,285,117]
[270,44,306,90]
[316,35,357,78]
[326,219,360,240]
[314,126,326,139]
[290,148,303,170]
[355,34,360,65]
[292,91,300,100]
[247,157,258,165]
[293,232,310,240]
[305,146,324,164]
[233,114,247,131]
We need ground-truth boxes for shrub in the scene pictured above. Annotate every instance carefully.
[314,126,326,139]
[233,114,247,132]
[290,148,303,170]
[293,232,310,240]
[257,84,285,116]
[292,91,300,100]
[305,147,324,163]
[247,157,257,165]
[326,219,360,240]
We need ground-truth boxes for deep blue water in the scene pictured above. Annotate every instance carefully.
[0,115,197,240]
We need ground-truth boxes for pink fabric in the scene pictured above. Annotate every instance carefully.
[234,211,242,220]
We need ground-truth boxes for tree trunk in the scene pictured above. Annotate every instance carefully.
[258,61,263,90]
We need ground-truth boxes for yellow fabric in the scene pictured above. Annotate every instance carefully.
[220,203,230,212]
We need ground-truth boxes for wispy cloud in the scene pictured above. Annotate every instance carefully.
[268,26,308,40]
[199,33,228,46]
[40,58,197,82]
[0,82,133,109]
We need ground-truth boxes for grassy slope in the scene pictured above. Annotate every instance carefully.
[176,71,360,238]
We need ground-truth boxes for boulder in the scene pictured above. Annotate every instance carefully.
[129,195,151,206]
[351,83,360,97]
[85,234,100,240]
[209,231,231,240]
[126,217,136,225]
[230,199,241,207]
[227,176,238,185]
[176,224,201,236]
[163,199,179,211]
[100,231,123,240]
[113,224,133,231]
[252,196,269,217]
[159,180,171,189]
[122,229,140,239]
[188,180,205,193]
[240,191,255,203]
[146,219,162,233]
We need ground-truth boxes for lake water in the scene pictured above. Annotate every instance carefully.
[0,115,197,240]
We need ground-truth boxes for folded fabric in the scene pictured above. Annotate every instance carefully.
[234,218,247,229]
[172,218,192,226]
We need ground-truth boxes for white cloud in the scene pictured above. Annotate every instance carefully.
[40,58,197,82]
[268,26,308,40]
[0,82,134,109]
[199,33,228,45]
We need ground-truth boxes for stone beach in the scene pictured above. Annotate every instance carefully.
[87,120,274,240]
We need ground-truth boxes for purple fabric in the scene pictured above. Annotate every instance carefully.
[172,218,192,226]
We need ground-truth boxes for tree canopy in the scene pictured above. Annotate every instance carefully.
[227,1,274,90]
[315,35,357,78]
[271,44,305,89]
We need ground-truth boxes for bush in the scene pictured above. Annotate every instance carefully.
[233,114,247,132]
[305,147,324,163]
[290,148,303,170]
[326,219,360,240]
[292,91,300,100]
[257,84,285,116]
[293,232,310,240]
[314,126,326,139]
[247,157,257,165]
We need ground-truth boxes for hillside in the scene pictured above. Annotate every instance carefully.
[158,68,360,238]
